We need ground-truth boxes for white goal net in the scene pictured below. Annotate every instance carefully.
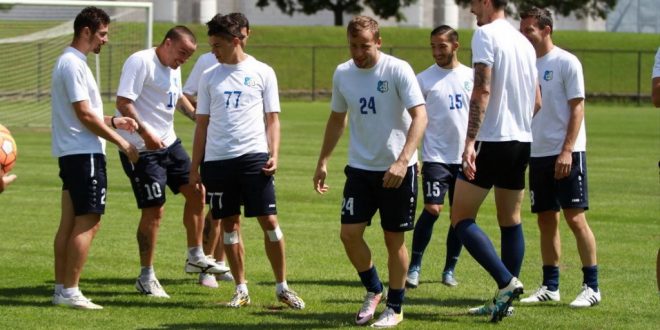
[0,0,152,127]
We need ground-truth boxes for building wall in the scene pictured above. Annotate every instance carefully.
[152,0,657,33]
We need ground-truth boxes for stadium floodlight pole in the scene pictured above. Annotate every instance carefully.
[0,0,153,49]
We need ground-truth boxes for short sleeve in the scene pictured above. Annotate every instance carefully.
[262,66,281,113]
[330,68,348,113]
[62,61,90,103]
[563,54,585,100]
[471,28,494,67]
[117,54,147,101]
[183,55,209,96]
[196,70,211,116]
[395,61,425,109]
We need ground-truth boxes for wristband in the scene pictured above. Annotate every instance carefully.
[110,116,117,129]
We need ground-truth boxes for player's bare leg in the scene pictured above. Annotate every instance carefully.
[180,183,205,248]
[450,180,488,226]
[203,212,220,256]
[222,215,245,284]
[257,215,286,282]
[340,223,372,271]
[54,190,76,289]
[563,209,596,267]
[63,213,101,289]
[137,206,163,268]
[383,231,408,290]
[537,211,561,266]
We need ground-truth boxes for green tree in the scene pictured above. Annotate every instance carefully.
[454,0,617,19]
[255,0,418,26]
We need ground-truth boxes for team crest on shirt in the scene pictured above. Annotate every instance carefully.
[543,70,553,81]
[464,80,473,92]
[244,76,256,87]
[377,80,389,93]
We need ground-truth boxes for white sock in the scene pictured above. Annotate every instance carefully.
[54,284,63,295]
[217,260,226,267]
[276,281,288,295]
[62,287,80,298]
[236,283,248,294]
[140,266,155,281]
[188,246,205,260]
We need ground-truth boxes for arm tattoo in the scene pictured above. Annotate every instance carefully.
[467,63,490,139]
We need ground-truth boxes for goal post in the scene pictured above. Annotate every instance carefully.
[0,0,153,127]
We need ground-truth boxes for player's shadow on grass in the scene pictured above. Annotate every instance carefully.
[254,279,363,288]
[0,284,56,307]
[138,320,340,330]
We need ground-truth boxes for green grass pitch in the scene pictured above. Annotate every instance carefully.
[0,102,658,329]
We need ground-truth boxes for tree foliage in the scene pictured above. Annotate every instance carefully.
[255,0,417,26]
[454,0,617,20]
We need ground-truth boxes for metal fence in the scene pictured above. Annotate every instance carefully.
[237,45,657,104]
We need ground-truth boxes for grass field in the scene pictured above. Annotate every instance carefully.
[0,102,658,329]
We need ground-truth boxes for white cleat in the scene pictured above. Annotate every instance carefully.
[58,294,103,310]
[569,284,601,308]
[405,269,419,289]
[277,289,305,309]
[216,271,234,282]
[198,273,219,288]
[355,291,383,325]
[490,277,524,323]
[185,255,230,274]
[520,285,560,303]
[135,278,170,298]
[370,307,403,328]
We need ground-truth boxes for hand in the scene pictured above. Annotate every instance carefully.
[313,165,329,194]
[141,130,165,150]
[189,169,203,192]
[462,143,477,181]
[120,141,139,163]
[383,160,407,188]
[554,151,572,180]
[0,170,17,193]
[262,156,278,176]
[114,117,138,133]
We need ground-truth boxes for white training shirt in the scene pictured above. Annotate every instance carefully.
[51,46,105,157]
[532,47,586,157]
[183,52,219,96]
[471,18,537,142]
[653,48,660,78]
[331,52,425,171]
[197,55,280,161]
[417,63,473,164]
[115,48,182,151]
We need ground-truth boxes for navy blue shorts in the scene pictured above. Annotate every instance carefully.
[201,153,276,219]
[422,162,461,206]
[119,139,191,209]
[59,153,107,216]
[529,152,589,213]
[458,141,530,190]
[341,165,418,232]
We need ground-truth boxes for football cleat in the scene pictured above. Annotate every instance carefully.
[198,273,219,288]
[277,289,305,309]
[185,255,230,274]
[569,284,601,308]
[520,285,560,303]
[490,277,523,323]
[370,307,403,328]
[441,270,458,287]
[405,268,420,289]
[216,271,234,282]
[52,293,64,305]
[355,291,383,325]
[468,297,514,316]
[58,294,103,310]
[135,278,170,298]
[227,290,250,308]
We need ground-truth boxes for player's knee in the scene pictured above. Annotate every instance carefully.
[266,225,283,242]
[224,230,240,245]
[424,204,442,216]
